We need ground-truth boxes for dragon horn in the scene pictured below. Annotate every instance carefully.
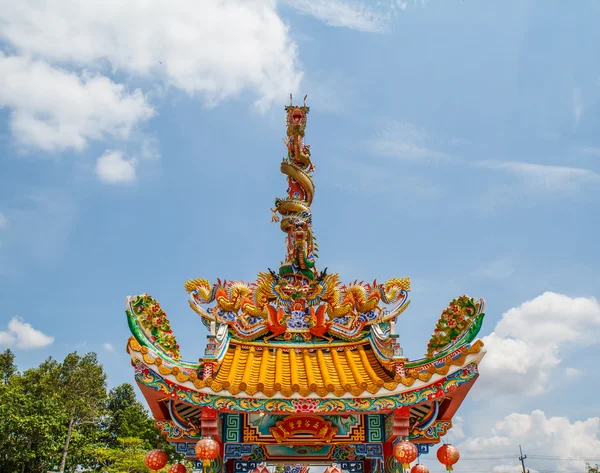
[304,95,308,106]
[290,93,293,105]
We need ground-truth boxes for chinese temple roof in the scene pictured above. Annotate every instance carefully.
[124,96,487,451]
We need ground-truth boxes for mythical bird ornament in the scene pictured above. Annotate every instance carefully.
[184,96,411,342]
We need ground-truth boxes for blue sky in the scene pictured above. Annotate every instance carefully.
[1,0,600,471]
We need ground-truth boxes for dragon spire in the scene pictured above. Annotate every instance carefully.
[271,94,317,283]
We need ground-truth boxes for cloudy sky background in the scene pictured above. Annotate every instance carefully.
[1,0,600,472]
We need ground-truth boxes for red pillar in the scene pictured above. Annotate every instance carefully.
[383,407,411,473]
[201,407,220,440]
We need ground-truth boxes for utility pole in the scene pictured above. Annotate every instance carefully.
[519,445,529,473]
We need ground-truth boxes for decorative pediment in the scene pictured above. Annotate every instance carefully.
[269,415,338,444]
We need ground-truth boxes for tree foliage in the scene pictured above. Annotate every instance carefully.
[0,348,17,384]
[0,350,183,473]
[94,437,169,473]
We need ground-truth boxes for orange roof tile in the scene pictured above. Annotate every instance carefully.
[208,341,399,397]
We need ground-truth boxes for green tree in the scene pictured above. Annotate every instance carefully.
[0,349,17,384]
[94,437,168,473]
[0,357,66,473]
[105,383,179,455]
[106,384,154,443]
[56,352,107,473]
[0,352,179,473]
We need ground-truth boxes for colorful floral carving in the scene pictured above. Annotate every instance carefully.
[128,294,180,360]
[425,296,485,357]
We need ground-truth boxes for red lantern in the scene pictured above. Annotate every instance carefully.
[195,436,220,467]
[411,465,429,473]
[394,441,418,470]
[437,444,460,471]
[145,450,168,471]
[168,463,187,473]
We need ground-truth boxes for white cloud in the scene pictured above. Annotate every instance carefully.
[565,367,582,377]
[0,0,301,110]
[103,343,114,352]
[477,160,600,191]
[371,121,446,160]
[0,331,14,346]
[0,53,154,151]
[456,410,600,473]
[282,0,429,31]
[0,317,54,349]
[476,292,600,397]
[283,0,390,32]
[0,212,8,229]
[96,150,137,184]
[450,415,466,440]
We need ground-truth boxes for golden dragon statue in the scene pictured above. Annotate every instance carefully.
[182,96,411,342]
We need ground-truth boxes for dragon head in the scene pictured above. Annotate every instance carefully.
[291,216,310,247]
[285,95,309,136]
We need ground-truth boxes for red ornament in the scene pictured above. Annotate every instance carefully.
[437,445,460,471]
[145,450,168,471]
[195,436,220,467]
[411,465,429,473]
[394,441,419,469]
[168,463,187,473]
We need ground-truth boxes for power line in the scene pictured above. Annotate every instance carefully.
[424,468,592,473]
[419,455,600,462]
[427,457,514,461]
[529,456,600,461]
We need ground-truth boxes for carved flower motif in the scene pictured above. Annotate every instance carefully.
[292,398,319,413]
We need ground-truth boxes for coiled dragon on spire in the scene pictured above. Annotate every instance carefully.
[181,97,416,343]
[271,94,317,283]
